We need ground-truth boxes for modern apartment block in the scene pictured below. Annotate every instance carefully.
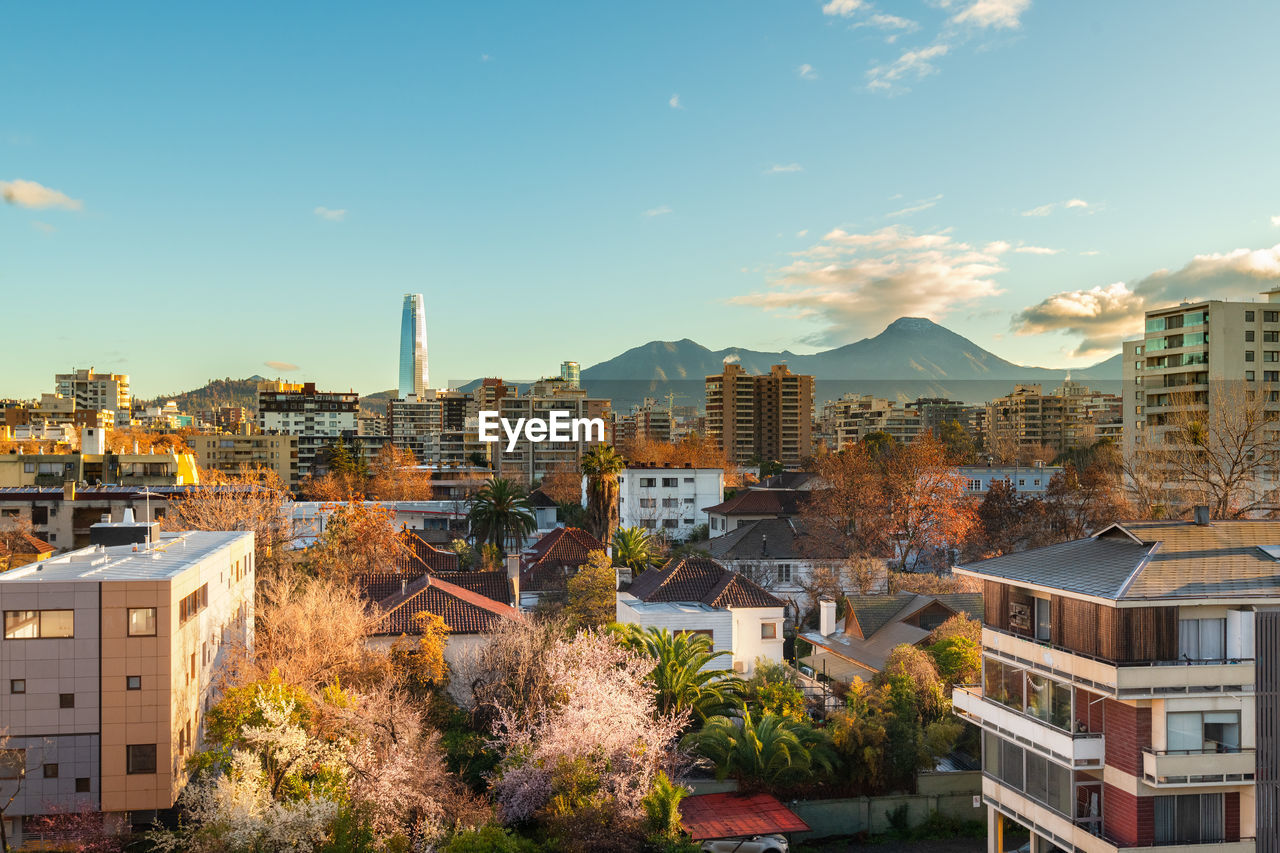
[0,428,199,491]
[612,399,674,447]
[825,394,924,448]
[952,516,1277,852]
[388,395,443,464]
[256,381,358,482]
[616,464,724,539]
[985,381,1120,460]
[54,369,131,427]
[494,379,610,485]
[706,363,813,467]
[0,526,254,842]
[188,433,299,488]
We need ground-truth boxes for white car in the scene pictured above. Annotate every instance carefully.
[700,835,788,853]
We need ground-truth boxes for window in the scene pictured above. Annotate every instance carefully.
[639,478,656,488]
[75,777,90,793]
[1246,351,1256,362]
[1180,617,1226,660]
[4,609,74,639]
[0,750,23,780]
[1268,352,1280,362]
[9,680,24,694]
[126,676,141,691]
[1268,311,1279,323]
[1034,597,1051,642]
[22,462,34,474]
[638,498,656,508]
[127,744,157,774]
[761,622,777,639]
[776,563,793,584]
[1155,793,1224,844]
[178,584,209,624]
[1246,330,1256,342]
[128,607,157,637]
[43,763,58,778]
[1267,331,1280,343]
[661,477,678,487]
[1167,710,1240,753]
[59,693,74,709]
[661,498,678,508]
[1247,371,1256,381]
[662,519,678,529]
[968,479,983,491]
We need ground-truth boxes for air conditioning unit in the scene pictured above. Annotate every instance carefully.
[732,660,746,674]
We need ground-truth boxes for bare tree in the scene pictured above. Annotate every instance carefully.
[0,731,23,853]
[163,463,294,577]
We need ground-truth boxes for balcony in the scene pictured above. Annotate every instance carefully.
[1142,747,1256,787]
[955,686,1104,768]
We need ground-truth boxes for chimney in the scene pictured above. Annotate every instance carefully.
[819,598,836,637]
[1193,505,1211,525]
[63,480,76,501]
[505,553,521,607]
[760,532,768,557]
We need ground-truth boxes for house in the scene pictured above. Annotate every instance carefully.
[615,464,724,541]
[703,488,805,535]
[958,463,1063,497]
[0,528,56,570]
[518,526,606,608]
[951,512,1277,851]
[616,555,785,675]
[525,488,560,531]
[800,592,981,685]
[0,525,254,842]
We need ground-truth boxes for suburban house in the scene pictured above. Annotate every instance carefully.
[518,526,606,609]
[615,555,785,675]
[952,514,1278,852]
[800,592,981,684]
[703,488,805,535]
[615,463,724,541]
[0,524,254,843]
[958,463,1064,497]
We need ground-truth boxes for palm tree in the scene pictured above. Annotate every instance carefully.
[641,771,690,841]
[612,526,658,575]
[467,478,536,554]
[683,711,837,790]
[581,444,624,544]
[612,625,744,723]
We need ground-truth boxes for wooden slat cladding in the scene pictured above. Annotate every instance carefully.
[983,580,1007,628]
[1057,596,1100,658]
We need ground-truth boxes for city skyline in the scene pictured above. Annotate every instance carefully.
[5,1,1280,398]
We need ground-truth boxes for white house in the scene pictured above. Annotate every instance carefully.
[957,463,1062,497]
[613,464,723,540]
[615,555,784,675]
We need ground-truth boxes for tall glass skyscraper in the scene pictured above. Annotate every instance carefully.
[399,293,429,400]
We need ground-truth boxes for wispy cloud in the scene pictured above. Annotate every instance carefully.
[854,13,920,33]
[867,43,949,92]
[822,0,865,17]
[668,94,683,110]
[1065,198,1089,209]
[1021,198,1090,217]
[796,229,809,238]
[1020,203,1055,217]
[765,163,804,175]
[886,194,942,218]
[480,54,492,62]
[314,206,347,222]
[1014,243,1280,355]
[264,360,300,372]
[1013,245,1061,255]
[797,63,819,80]
[1,178,83,210]
[734,224,1004,344]
[644,205,672,217]
[1271,214,1280,227]
[950,0,1032,29]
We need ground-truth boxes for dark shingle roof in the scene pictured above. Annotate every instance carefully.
[628,555,783,609]
[521,527,606,591]
[958,519,1280,601]
[702,489,803,517]
[845,594,917,638]
[376,575,520,635]
[708,518,801,561]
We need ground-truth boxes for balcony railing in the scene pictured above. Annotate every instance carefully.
[954,685,1104,768]
[1141,746,1256,787]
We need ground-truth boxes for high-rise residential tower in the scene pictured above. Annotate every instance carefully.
[399,293,429,401]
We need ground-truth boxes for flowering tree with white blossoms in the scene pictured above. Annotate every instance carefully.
[490,629,688,823]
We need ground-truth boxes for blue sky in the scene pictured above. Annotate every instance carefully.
[5,0,1280,398]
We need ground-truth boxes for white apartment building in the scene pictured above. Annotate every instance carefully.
[959,463,1063,497]
[615,464,724,540]
[256,381,358,482]
[54,369,131,427]
[0,527,254,842]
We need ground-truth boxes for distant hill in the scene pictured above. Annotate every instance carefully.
[137,377,263,413]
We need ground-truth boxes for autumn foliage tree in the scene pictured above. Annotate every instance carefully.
[164,463,294,576]
[365,444,434,501]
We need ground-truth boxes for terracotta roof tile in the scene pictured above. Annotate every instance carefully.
[628,555,783,609]
[521,527,606,591]
[376,575,521,635]
[680,792,809,840]
[434,570,512,606]
[702,489,803,517]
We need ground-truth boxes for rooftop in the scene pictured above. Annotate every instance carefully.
[627,554,783,609]
[0,530,250,583]
[956,519,1280,602]
[679,792,810,841]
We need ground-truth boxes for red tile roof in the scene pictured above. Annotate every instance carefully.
[702,489,803,517]
[376,574,521,635]
[679,792,810,840]
[521,526,606,591]
[627,555,783,609]
[403,531,460,572]
[0,532,56,557]
[434,571,512,606]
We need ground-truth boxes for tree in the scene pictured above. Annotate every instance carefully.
[879,434,976,570]
[468,478,536,553]
[538,461,584,506]
[828,678,888,794]
[745,660,806,721]
[305,501,413,583]
[683,711,836,792]
[612,526,658,575]
[620,435,737,486]
[611,625,744,723]
[880,644,946,723]
[641,772,689,842]
[799,444,888,559]
[935,419,978,465]
[565,550,617,629]
[0,730,24,853]
[365,444,434,501]
[386,612,450,695]
[164,463,294,577]
[581,445,624,544]
[798,557,887,625]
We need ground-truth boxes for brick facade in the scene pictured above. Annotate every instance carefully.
[1102,784,1154,846]
[1103,699,1151,776]
[1227,791,1240,842]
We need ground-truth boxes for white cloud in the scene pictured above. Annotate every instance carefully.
[735,224,1004,344]
[480,53,492,62]
[886,194,942,218]
[644,206,672,217]
[854,13,920,32]
[1022,198,1094,216]
[1021,203,1056,217]
[264,360,301,372]
[1014,243,1280,355]
[1080,250,1101,256]
[797,63,818,80]
[1065,198,1089,208]
[1,179,82,210]
[796,229,809,238]
[951,0,1031,29]
[314,207,346,222]
[867,43,949,92]
[1013,245,1061,255]
[765,163,804,174]
[983,241,1012,255]
[822,0,865,17]
[1271,214,1280,227]
[669,94,683,109]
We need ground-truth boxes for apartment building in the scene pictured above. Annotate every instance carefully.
[201,406,251,434]
[0,428,199,491]
[494,379,610,485]
[985,382,1120,460]
[825,394,924,448]
[388,395,443,463]
[188,433,299,488]
[616,464,723,540]
[0,484,189,552]
[612,399,675,448]
[706,363,813,467]
[54,369,131,427]
[0,525,254,842]
[952,515,1277,852]
[256,381,358,482]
